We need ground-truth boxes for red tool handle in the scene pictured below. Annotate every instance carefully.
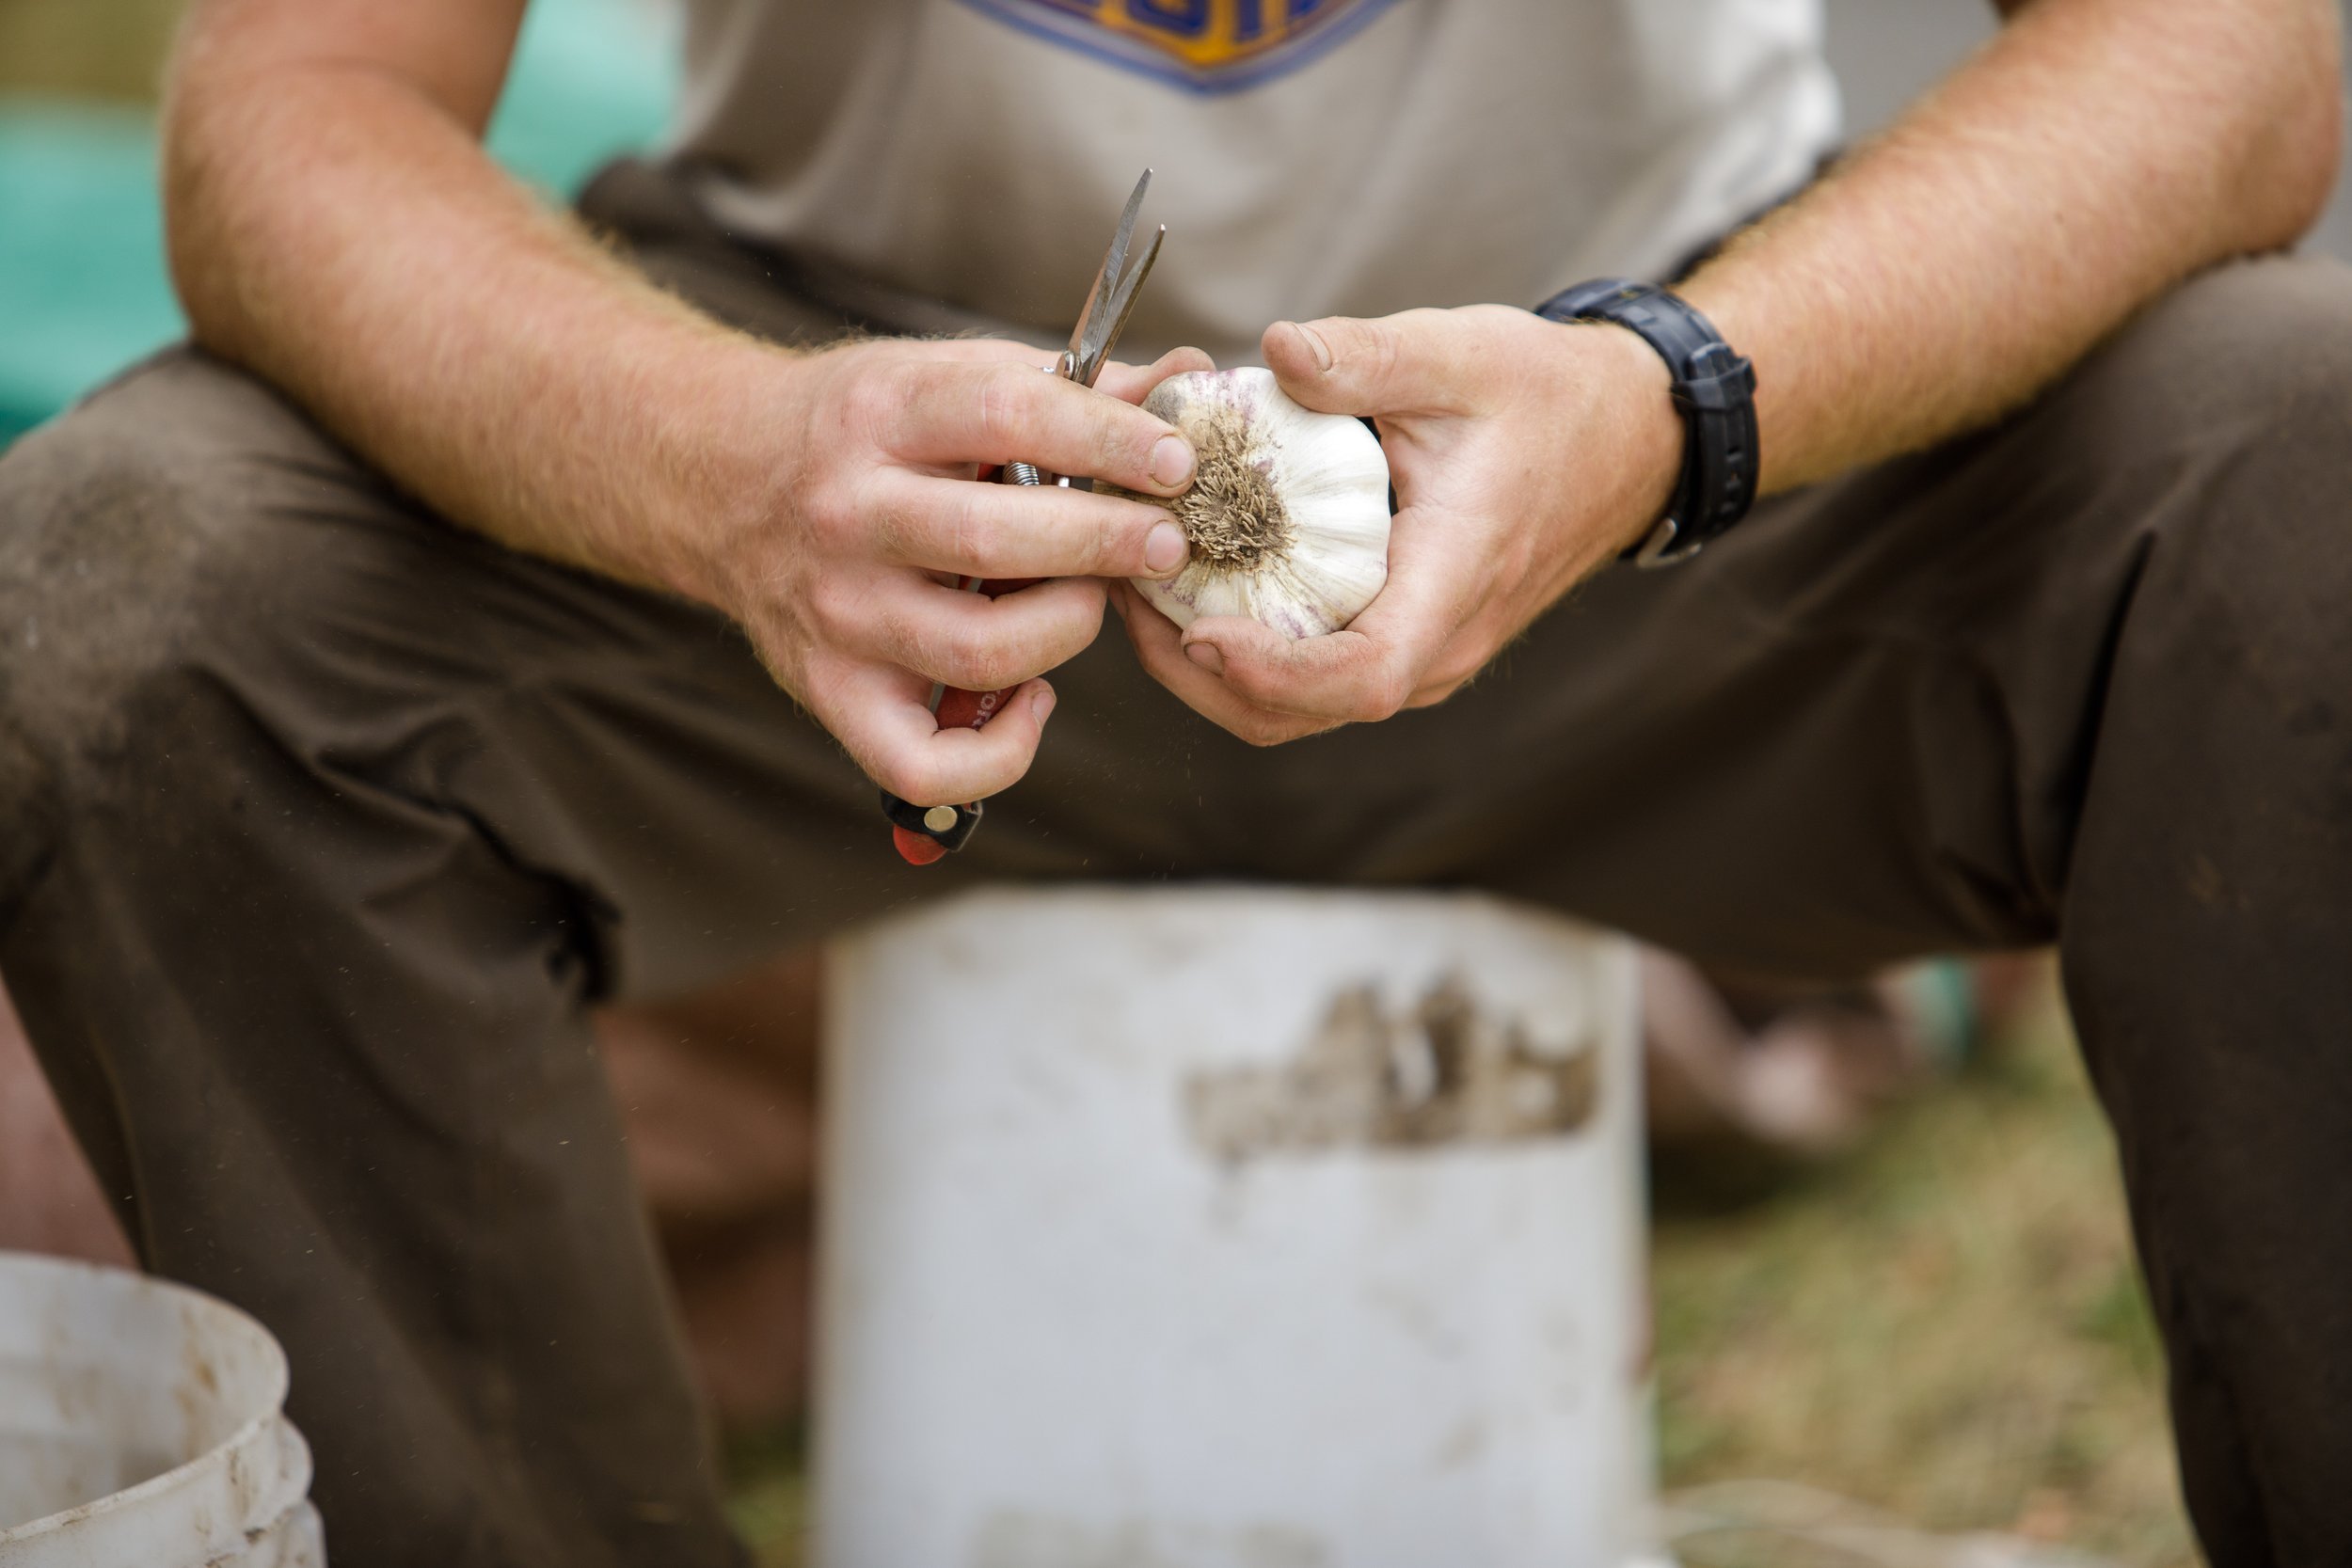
[889,574,1041,865]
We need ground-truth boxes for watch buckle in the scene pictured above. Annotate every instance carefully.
[1633,515,1703,569]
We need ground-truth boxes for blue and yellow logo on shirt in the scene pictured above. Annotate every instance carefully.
[958,0,1399,94]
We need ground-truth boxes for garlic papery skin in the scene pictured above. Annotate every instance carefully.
[1119,368,1391,640]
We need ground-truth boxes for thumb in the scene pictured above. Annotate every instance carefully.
[1263,309,1462,417]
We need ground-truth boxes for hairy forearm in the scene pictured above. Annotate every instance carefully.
[1681,0,2341,494]
[164,45,776,604]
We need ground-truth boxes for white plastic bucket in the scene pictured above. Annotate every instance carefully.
[0,1252,324,1567]
[816,886,1663,1568]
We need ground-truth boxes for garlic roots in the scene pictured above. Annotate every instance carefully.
[1119,368,1391,639]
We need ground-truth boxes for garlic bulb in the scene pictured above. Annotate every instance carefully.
[1118,368,1391,639]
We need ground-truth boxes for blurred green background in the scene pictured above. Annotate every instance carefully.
[0,0,676,445]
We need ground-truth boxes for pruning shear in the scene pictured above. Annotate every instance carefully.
[880,169,1167,866]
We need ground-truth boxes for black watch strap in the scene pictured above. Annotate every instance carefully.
[1535,278,1758,566]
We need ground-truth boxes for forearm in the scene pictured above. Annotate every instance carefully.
[164,37,775,605]
[1680,0,2341,494]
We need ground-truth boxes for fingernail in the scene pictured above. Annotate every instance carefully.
[1144,521,1187,575]
[1184,641,1225,674]
[1292,323,1332,373]
[1152,435,1195,488]
[1032,687,1057,721]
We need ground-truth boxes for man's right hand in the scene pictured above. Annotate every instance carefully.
[681,338,1205,810]
[167,0,1203,816]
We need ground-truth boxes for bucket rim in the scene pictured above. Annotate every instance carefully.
[0,1252,302,1553]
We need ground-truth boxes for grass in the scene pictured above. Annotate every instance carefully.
[725,967,2195,1567]
[725,1424,809,1568]
[1650,969,2195,1567]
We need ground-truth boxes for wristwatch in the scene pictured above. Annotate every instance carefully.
[1535,278,1759,567]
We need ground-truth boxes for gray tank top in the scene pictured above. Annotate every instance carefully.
[665,0,1837,366]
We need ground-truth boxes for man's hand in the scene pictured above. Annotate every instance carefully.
[1114,307,1681,746]
[690,339,1207,807]
[167,0,1214,812]
[1119,0,2341,749]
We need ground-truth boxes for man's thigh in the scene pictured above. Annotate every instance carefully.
[0,344,925,1001]
[13,220,2333,996]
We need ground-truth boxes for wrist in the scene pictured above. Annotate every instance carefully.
[641,334,814,617]
[1536,280,1759,564]
[1585,323,1687,556]
[1527,317,1687,563]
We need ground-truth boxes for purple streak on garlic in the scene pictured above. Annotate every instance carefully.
[1119,368,1391,639]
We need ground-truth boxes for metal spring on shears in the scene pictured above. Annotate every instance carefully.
[1004,461,1046,486]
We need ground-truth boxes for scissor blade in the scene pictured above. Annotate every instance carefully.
[1076,224,1163,388]
[1102,168,1151,296]
[1068,169,1153,369]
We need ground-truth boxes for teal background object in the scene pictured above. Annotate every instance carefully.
[0,0,677,448]
[0,100,170,445]
[5,2,2350,452]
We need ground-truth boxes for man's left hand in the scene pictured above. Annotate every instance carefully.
[1113,305,1684,746]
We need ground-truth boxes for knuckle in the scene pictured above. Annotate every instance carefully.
[1097,406,1151,478]
[837,459,886,528]
[845,362,911,437]
[793,645,847,698]
[1356,665,1413,721]
[1425,650,1484,698]
[1419,676,1468,707]
[846,472,907,559]
[803,574,863,643]
[946,490,999,572]
[975,365,1028,456]
[876,751,943,808]
[945,623,1017,691]
[1088,507,1134,575]
[1237,712,1293,748]
[1325,317,1397,388]
[804,479,865,553]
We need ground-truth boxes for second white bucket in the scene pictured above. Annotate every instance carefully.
[0,1252,324,1567]
[817,886,1661,1568]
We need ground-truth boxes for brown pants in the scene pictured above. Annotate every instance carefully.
[4,161,2351,1566]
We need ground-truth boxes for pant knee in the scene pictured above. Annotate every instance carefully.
[2104,254,2352,521]
[2064,259,2352,662]
[0,353,386,856]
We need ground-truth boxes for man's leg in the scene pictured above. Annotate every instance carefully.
[1710,257,2352,1565]
[0,163,1169,1561]
[2037,261,2352,1565]
[0,347,941,1565]
[1645,257,2352,1565]
[1086,253,2347,1565]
